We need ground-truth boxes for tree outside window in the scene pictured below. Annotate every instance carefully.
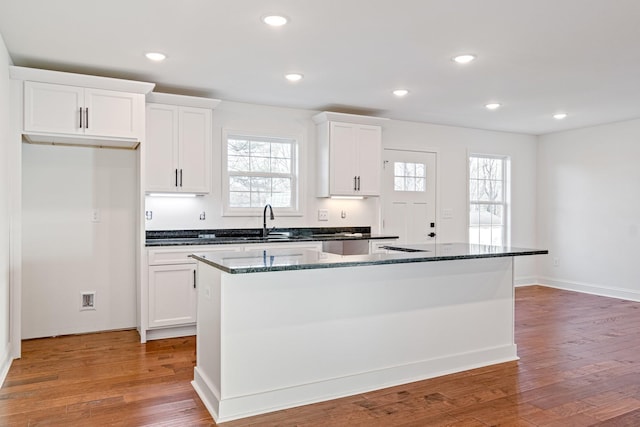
[224,133,299,215]
[469,155,509,246]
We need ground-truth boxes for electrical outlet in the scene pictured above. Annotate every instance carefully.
[553,257,559,267]
[91,208,101,223]
[80,291,96,311]
[318,209,329,221]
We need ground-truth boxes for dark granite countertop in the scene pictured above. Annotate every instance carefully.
[189,243,548,274]
[146,227,398,247]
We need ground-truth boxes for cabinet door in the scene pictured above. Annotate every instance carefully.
[178,107,212,193]
[84,88,142,138]
[355,125,382,196]
[329,122,358,195]
[145,104,179,192]
[148,264,197,328]
[24,82,84,135]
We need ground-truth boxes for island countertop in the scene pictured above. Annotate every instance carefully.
[189,242,548,274]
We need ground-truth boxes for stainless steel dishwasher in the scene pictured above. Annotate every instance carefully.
[322,240,369,255]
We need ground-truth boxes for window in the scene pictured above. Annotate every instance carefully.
[394,162,426,192]
[468,155,509,246]
[223,132,299,215]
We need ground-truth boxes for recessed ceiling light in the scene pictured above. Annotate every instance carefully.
[485,103,501,110]
[145,52,166,61]
[393,89,409,97]
[553,113,568,120]
[263,15,288,26]
[285,73,303,82]
[453,54,477,64]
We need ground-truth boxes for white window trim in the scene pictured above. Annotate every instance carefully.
[222,129,305,217]
[467,152,511,246]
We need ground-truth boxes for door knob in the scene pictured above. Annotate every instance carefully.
[428,232,436,238]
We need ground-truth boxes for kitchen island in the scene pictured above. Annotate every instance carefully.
[190,243,547,422]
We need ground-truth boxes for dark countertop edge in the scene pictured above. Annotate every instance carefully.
[146,226,373,239]
[190,249,549,274]
[146,234,398,247]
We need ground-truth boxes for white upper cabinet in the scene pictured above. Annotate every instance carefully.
[145,93,220,194]
[12,66,154,149]
[313,112,386,197]
[24,81,144,142]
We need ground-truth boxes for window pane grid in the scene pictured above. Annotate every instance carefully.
[227,135,297,209]
[468,155,507,246]
[393,161,426,192]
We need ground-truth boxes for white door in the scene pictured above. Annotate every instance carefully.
[356,125,382,196]
[179,106,212,193]
[24,81,84,135]
[148,264,198,328]
[145,104,179,192]
[382,149,437,244]
[84,88,141,138]
[329,122,359,195]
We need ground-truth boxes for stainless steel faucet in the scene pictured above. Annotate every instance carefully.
[262,204,274,237]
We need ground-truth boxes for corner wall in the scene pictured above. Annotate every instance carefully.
[537,118,640,300]
[0,33,13,385]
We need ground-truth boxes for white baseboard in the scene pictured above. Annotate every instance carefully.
[193,344,518,423]
[0,344,13,388]
[537,277,640,302]
[145,325,196,341]
[514,276,539,287]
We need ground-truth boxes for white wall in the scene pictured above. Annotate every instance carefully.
[0,33,13,383]
[145,101,539,282]
[21,144,138,339]
[537,119,640,300]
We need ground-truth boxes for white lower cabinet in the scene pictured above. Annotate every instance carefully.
[148,264,198,328]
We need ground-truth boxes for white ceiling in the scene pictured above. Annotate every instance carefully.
[1,0,640,135]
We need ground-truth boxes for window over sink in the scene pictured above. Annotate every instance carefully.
[223,131,301,216]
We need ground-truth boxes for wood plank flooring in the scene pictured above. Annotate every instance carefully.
[2,285,640,426]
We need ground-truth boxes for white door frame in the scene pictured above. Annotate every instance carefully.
[9,77,22,360]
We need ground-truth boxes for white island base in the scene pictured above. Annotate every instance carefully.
[192,256,517,423]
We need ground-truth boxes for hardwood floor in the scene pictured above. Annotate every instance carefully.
[2,285,640,426]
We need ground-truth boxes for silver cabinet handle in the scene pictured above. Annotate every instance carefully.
[357,176,361,191]
[353,176,357,191]
[175,169,178,187]
[180,169,183,187]
[85,108,88,129]
[79,108,83,128]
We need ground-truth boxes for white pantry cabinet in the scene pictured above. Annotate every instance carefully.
[145,93,219,194]
[24,81,144,140]
[313,112,387,197]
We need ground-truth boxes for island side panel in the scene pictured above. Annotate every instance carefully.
[192,264,223,420]
[214,256,516,421]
